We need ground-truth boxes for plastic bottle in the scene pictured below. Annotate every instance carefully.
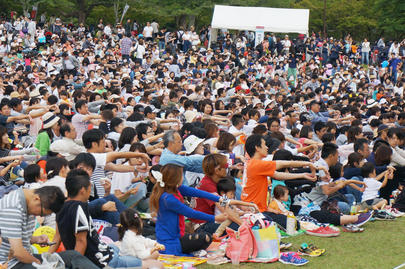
[286,212,296,235]
[350,202,356,215]
[389,195,395,206]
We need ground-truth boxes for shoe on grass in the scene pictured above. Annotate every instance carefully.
[354,212,373,227]
[342,224,364,233]
[280,241,292,250]
[305,226,339,237]
[308,244,326,255]
[374,210,396,220]
[279,252,309,266]
[298,243,323,257]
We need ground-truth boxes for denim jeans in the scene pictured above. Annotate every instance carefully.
[158,40,165,51]
[13,250,99,269]
[124,182,147,208]
[336,194,355,215]
[89,195,127,225]
[362,52,369,65]
[345,177,364,203]
[108,244,142,268]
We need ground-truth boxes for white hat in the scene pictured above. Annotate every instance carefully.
[29,89,41,98]
[367,99,378,108]
[184,110,198,123]
[252,98,262,107]
[183,135,204,154]
[42,112,60,129]
[379,98,388,105]
[108,94,120,100]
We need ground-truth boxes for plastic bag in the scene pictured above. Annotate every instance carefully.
[32,253,64,269]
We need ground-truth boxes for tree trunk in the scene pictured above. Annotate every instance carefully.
[188,15,195,29]
[76,0,87,24]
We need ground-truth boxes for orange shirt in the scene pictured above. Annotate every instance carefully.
[241,159,276,212]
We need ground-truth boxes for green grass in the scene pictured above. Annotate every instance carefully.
[200,217,405,269]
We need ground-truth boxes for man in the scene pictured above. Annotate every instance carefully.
[61,52,80,76]
[241,134,319,228]
[0,103,30,138]
[50,122,86,161]
[82,129,150,198]
[142,22,154,42]
[120,33,132,62]
[313,121,327,143]
[354,138,371,161]
[285,110,299,130]
[228,114,246,156]
[50,170,160,268]
[159,130,204,182]
[0,186,98,268]
[72,100,101,139]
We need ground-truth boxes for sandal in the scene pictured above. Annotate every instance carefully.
[298,243,323,257]
[309,244,326,255]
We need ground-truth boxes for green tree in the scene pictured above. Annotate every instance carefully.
[374,0,405,39]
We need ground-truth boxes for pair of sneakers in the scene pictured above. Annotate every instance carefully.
[279,252,309,266]
[373,210,396,220]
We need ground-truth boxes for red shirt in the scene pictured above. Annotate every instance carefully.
[190,175,218,224]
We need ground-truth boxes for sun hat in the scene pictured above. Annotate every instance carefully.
[184,110,198,123]
[29,89,41,98]
[42,112,60,129]
[366,99,378,108]
[183,135,204,154]
[10,92,20,98]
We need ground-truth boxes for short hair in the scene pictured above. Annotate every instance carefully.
[216,132,236,151]
[245,134,263,157]
[75,99,87,111]
[46,157,69,179]
[202,153,227,176]
[266,117,280,130]
[329,162,343,180]
[321,133,335,143]
[387,127,402,139]
[217,177,236,195]
[231,114,244,127]
[347,126,362,143]
[273,185,288,200]
[69,153,96,172]
[270,131,285,142]
[321,142,338,159]
[110,117,124,133]
[59,123,72,137]
[314,121,326,134]
[65,169,91,198]
[248,109,260,119]
[252,124,268,135]
[361,162,376,178]
[82,129,105,149]
[48,95,58,105]
[24,164,41,183]
[34,186,65,213]
[9,98,22,108]
[354,138,369,152]
[163,130,178,147]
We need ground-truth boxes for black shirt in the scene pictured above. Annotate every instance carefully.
[56,200,113,268]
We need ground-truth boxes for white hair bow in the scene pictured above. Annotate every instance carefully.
[151,170,164,187]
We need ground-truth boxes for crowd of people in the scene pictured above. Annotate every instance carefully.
[0,13,404,268]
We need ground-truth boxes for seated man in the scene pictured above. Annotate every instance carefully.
[241,134,320,229]
[50,169,161,268]
[0,186,98,268]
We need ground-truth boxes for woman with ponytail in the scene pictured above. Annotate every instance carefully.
[43,157,69,196]
[149,163,238,256]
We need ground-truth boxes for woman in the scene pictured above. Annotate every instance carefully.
[35,112,61,156]
[107,117,125,143]
[150,163,237,256]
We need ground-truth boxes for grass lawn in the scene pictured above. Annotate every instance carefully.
[199,217,405,269]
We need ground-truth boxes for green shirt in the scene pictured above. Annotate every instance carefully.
[35,131,50,156]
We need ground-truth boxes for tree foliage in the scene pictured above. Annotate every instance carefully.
[1,0,403,40]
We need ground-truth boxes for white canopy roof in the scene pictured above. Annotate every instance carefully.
[211,5,309,35]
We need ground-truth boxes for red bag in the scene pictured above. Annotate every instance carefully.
[226,221,258,262]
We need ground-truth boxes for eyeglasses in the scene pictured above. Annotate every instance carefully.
[39,197,44,217]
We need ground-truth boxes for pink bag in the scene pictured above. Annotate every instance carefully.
[225,221,258,262]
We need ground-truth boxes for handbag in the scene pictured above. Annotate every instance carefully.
[225,221,258,262]
[32,253,64,269]
[251,223,280,260]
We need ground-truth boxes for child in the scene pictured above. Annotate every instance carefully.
[268,185,292,215]
[118,208,165,265]
[213,177,258,238]
[360,162,394,213]
[23,164,42,189]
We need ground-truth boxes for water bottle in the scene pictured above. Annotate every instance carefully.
[350,202,356,215]
[286,212,297,235]
[389,195,395,206]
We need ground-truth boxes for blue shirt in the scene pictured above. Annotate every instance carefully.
[156,185,219,256]
[159,149,204,174]
[308,110,330,127]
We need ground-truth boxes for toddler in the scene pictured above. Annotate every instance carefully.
[268,185,292,215]
[118,208,164,265]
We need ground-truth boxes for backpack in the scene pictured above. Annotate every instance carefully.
[225,221,258,262]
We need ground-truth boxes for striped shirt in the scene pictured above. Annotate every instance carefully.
[0,189,35,268]
[90,153,108,198]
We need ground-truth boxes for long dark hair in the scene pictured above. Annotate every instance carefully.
[118,208,143,241]
[0,126,11,150]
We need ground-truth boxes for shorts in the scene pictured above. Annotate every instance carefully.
[361,198,385,209]
[309,210,341,226]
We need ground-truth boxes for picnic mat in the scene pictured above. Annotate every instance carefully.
[158,254,207,268]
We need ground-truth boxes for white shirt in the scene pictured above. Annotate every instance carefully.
[50,137,86,161]
[42,175,67,195]
[362,177,382,202]
[143,26,153,38]
[120,230,156,259]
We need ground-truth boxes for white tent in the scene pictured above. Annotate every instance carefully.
[210,5,309,46]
